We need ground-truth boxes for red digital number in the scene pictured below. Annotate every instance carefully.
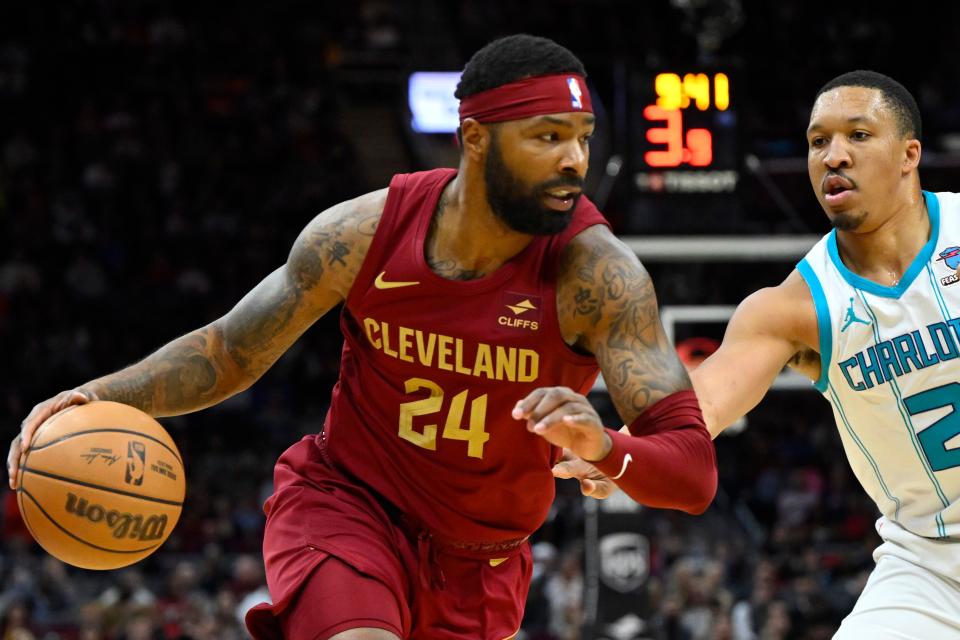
[643,105,683,167]
[685,128,712,166]
[643,106,713,168]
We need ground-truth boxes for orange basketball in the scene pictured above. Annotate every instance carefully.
[16,401,186,570]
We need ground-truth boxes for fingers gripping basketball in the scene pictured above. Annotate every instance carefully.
[16,401,186,570]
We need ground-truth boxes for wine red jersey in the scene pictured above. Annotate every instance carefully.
[323,168,608,543]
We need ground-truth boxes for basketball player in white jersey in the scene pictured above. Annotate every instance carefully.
[540,70,960,637]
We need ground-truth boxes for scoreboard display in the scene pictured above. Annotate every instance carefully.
[632,72,739,195]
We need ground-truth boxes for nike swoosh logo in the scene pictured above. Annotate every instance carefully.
[374,271,420,290]
[611,453,632,480]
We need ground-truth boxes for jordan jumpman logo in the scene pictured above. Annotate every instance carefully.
[841,297,870,332]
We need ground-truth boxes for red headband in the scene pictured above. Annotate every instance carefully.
[458,73,592,124]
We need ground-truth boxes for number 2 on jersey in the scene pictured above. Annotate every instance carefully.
[903,382,960,472]
[398,377,490,458]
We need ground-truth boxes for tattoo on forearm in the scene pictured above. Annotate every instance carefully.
[93,329,227,415]
[224,274,302,372]
[93,370,160,413]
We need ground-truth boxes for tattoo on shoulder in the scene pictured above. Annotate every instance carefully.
[294,199,381,290]
[357,213,379,237]
[328,240,349,267]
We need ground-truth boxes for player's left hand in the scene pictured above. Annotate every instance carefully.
[512,387,612,462]
[552,449,618,498]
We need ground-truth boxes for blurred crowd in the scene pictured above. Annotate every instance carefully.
[0,2,925,638]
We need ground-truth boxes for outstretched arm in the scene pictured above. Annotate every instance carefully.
[84,192,384,415]
[692,271,819,437]
[9,190,386,487]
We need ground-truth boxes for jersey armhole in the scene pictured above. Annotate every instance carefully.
[344,175,407,310]
[797,259,832,393]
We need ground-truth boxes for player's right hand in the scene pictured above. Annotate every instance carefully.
[8,388,98,489]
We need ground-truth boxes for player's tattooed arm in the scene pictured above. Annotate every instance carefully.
[86,189,387,416]
[558,225,691,423]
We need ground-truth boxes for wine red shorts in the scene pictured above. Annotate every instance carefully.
[244,436,531,640]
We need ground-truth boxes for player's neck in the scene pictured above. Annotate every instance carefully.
[425,175,534,278]
[835,189,929,287]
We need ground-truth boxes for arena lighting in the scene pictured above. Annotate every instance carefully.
[408,71,462,133]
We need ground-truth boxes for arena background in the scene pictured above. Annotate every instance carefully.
[1,1,957,639]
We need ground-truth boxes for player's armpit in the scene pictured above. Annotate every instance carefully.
[690,273,818,438]
[557,225,691,424]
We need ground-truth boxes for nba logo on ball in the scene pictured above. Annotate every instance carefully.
[567,77,583,110]
[125,441,146,486]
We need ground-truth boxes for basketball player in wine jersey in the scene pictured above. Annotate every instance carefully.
[9,35,717,639]
[554,71,960,638]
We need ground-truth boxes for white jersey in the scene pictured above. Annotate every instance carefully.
[799,190,960,539]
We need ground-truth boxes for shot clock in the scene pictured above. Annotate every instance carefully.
[633,72,739,195]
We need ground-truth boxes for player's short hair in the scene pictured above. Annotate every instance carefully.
[455,34,587,100]
[816,70,922,141]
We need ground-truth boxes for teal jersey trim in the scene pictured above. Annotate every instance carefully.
[797,259,832,393]
[827,191,941,299]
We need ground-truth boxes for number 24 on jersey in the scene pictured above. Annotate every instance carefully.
[398,377,490,459]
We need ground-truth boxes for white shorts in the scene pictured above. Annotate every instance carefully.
[833,517,960,640]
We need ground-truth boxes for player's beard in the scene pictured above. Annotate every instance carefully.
[484,134,581,236]
[830,209,868,231]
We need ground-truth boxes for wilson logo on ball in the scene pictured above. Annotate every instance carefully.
[64,493,168,541]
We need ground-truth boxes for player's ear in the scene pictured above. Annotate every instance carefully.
[903,138,921,174]
[460,118,489,162]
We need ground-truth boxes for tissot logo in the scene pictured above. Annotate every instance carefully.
[499,292,540,331]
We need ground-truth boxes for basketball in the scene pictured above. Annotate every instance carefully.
[16,401,186,570]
